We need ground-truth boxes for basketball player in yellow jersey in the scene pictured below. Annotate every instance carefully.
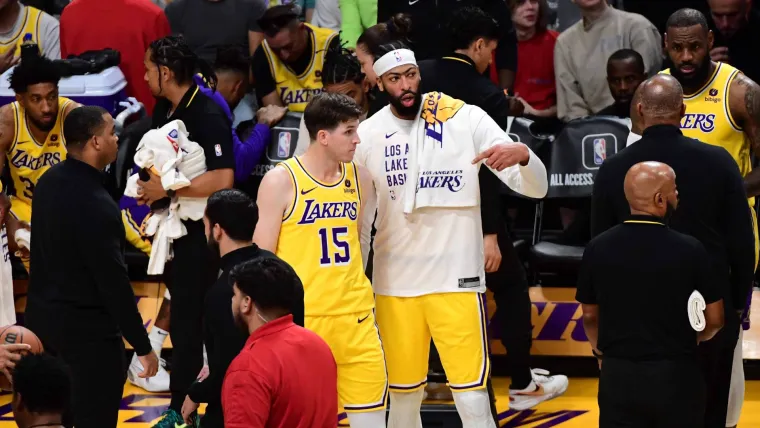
[663,9,760,428]
[254,93,387,428]
[251,4,339,112]
[0,57,79,271]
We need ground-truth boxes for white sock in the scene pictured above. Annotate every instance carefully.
[452,390,496,428]
[388,390,423,428]
[149,326,169,357]
[346,410,386,428]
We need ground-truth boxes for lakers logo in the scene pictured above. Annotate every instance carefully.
[421,92,465,143]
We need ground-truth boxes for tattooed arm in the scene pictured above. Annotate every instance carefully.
[731,74,760,197]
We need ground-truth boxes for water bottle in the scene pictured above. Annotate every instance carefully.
[19,33,39,61]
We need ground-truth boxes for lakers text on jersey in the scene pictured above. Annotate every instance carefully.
[262,24,337,112]
[275,157,374,316]
[8,97,72,205]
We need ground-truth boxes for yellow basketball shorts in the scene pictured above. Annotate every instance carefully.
[305,310,388,413]
[8,196,30,272]
[375,292,491,393]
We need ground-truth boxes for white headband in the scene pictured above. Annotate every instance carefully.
[373,49,417,77]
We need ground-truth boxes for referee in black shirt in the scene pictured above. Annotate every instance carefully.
[138,36,234,423]
[591,75,755,428]
[579,161,724,428]
[26,106,159,428]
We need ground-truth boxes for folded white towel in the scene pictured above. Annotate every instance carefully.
[688,290,707,332]
[403,92,480,214]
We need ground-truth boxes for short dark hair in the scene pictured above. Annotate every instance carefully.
[304,92,362,141]
[149,35,218,89]
[373,40,413,62]
[9,56,61,94]
[666,8,709,33]
[322,42,364,87]
[257,4,301,37]
[446,6,500,51]
[214,45,250,76]
[13,353,71,414]
[230,257,303,314]
[357,13,412,57]
[63,106,109,148]
[607,49,645,74]
[205,189,258,242]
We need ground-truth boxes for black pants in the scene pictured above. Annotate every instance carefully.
[47,337,127,428]
[485,225,533,389]
[168,221,216,411]
[699,313,740,428]
[599,358,705,428]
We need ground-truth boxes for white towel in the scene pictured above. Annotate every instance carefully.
[688,290,707,332]
[403,92,480,214]
[14,228,30,251]
[124,120,208,275]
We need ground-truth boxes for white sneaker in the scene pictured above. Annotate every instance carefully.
[128,354,171,392]
[508,368,569,411]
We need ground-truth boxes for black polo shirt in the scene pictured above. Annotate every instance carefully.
[591,125,755,317]
[152,84,235,174]
[577,216,722,361]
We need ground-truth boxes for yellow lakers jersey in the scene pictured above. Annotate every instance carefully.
[262,24,338,113]
[7,97,73,204]
[0,6,44,56]
[276,157,374,316]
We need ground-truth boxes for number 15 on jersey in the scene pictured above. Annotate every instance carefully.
[318,227,350,266]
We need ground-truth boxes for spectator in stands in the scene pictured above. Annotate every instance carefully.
[269,0,315,22]
[60,0,171,115]
[418,5,569,411]
[708,0,760,84]
[140,35,234,428]
[165,0,267,62]
[311,0,340,33]
[251,4,339,111]
[335,0,376,49]
[222,257,336,428]
[597,49,647,119]
[554,0,661,121]
[510,0,558,119]
[12,354,71,428]
[0,0,59,73]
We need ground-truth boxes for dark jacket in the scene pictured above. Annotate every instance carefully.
[591,125,755,334]
[187,244,304,427]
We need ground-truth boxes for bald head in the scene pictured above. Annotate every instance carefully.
[624,161,679,218]
[636,75,685,123]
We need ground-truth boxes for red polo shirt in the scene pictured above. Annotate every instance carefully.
[59,0,170,115]
[222,315,338,428]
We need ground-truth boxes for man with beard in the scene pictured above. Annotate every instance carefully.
[661,9,760,427]
[581,161,725,428]
[178,189,304,427]
[0,56,79,273]
[223,257,336,427]
[590,74,756,428]
[355,41,547,428]
[254,93,388,428]
[597,49,647,119]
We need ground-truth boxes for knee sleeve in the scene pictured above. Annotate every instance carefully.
[388,390,423,428]
[452,390,497,428]
[347,409,386,428]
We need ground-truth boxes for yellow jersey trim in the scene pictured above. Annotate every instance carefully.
[442,56,471,66]
[279,162,299,222]
[725,69,742,131]
[8,103,19,154]
[624,220,665,226]
[293,156,346,188]
[0,7,28,47]
[352,161,362,206]
[683,63,722,100]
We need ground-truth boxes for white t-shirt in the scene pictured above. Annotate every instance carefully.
[355,105,547,297]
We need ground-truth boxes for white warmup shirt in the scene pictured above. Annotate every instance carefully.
[356,105,547,297]
[0,226,15,326]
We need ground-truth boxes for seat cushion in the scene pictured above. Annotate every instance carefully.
[529,241,585,265]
